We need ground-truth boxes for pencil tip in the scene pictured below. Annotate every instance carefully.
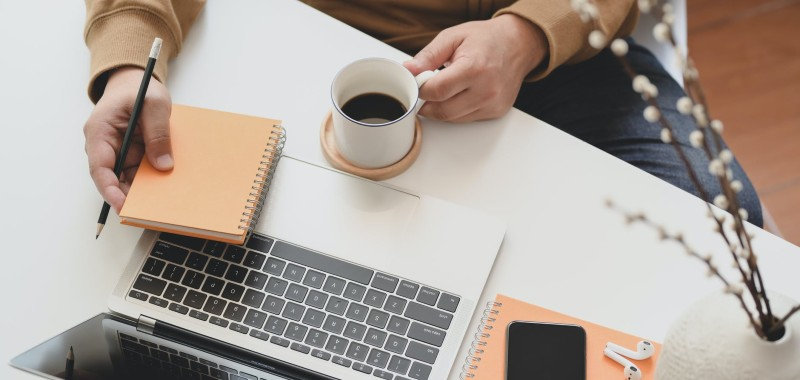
[96,223,105,238]
[68,346,74,359]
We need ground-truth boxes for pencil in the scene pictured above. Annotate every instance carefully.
[96,37,162,239]
[64,346,74,380]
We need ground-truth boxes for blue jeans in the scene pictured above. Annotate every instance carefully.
[514,39,763,227]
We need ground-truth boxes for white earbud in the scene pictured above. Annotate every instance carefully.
[605,340,655,360]
[604,347,642,380]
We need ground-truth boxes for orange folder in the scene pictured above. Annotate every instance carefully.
[119,105,283,244]
[462,294,660,379]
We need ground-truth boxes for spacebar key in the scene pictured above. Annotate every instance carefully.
[270,241,374,285]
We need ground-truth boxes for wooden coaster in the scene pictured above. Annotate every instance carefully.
[320,110,422,181]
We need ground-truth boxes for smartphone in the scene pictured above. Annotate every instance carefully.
[506,321,586,380]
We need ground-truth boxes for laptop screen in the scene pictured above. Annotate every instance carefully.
[10,313,294,380]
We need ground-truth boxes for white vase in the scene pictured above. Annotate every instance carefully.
[655,291,800,379]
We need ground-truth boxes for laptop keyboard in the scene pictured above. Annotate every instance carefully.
[128,232,461,380]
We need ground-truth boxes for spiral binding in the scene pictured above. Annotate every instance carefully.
[459,300,503,379]
[238,125,286,237]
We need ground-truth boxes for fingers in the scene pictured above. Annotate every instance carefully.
[417,58,472,102]
[419,88,481,121]
[403,28,464,75]
[86,138,126,212]
[140,93,174,171]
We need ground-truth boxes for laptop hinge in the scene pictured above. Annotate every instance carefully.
[136,315,157,335]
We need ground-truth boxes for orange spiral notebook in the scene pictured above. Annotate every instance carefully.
[460,294,661,379]
[119,105,285,244]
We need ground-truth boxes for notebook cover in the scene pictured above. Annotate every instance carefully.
[119,105,281,244]
[466,294,660,379]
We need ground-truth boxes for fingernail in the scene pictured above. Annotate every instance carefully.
[156,154,173,169]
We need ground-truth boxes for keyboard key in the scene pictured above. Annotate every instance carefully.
[152,348,171,361]
[374,369,393,379]
[271,241,374,285]
[290,342,311,354]
[224,265,248,283]
[322,315,346,334]
[284,322,308,341]
[325,296,348,315]
[302,270,326,289]
[388,355,411,375]
[367,309,390,329]
[305,290,328,309]
[364,289,387,308]
[264,316,288,335]
[261,295,285,314]
[169,303,190,315]
[352,362,373,374]
[302,308,326,328]
[281,302,305,321]
[285,283,309,302]
[249,330,269,341]
[323,276,347,296]
[159,233,205,251]
[270,336,290,347]
[221,283,245,302]
[332,355,352,368]
[384,295,408,314]
[346,342,370,362]
[142,257,166,276]
[229,322,249,334]
[397,280,420,299]
[128,290,148,301]
[210,367,231,378]
[205,259,228,277]
[405,301,453,329]
[190,360,209,374]
[406,341,438,364]
[416,287,439,306]
[408,322,446,347]
[371,273,399,293]
[209,316,229,328]
[242,289,265,308]
[282,263,305,282]
[149,297,169,308]
[436,293,460,313]
[311,349,331,361]
[239,372,257,380]
[245,234,274,253]
[133,274,167,296]
[201,277,225,296]
[243,271,268,290]
[345,303,369,322]
[162,264,185,282]
[344,321,367,341]
[199,358,217,368]
[325,335,349,355]
[186,252,209,271]
[170,353,190,368]
[164,283,187,303]
[367,348,391,369]
[189,309,209,321]
[304,329,328,348]
[223,303,247,322]
[385,334,409,354]
[203,241,227,257]
[263,257,286,276]
[183,290,207,309]
[242,251,266,270]
[203,297,227,315]
[265,277,288,296]
[343,282,367,302]
[151,241,189,265]
[181,270,205,289]
[364,328,387,347]
[408,361,432,380]
[223,245,246,264]
[244,309,268,329]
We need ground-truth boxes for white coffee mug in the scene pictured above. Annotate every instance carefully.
[331,58,435,169]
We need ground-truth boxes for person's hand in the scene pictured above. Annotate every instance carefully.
[83,67,173,213]
[403,14,548,122]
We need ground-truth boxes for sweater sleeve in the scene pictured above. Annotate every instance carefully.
[494,0,639,81]
[84,0,206,102]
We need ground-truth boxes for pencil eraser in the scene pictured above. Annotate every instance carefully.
[150,38,163,59]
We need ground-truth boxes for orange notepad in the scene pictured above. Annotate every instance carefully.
[119,105,284,244]
[461,294,660,379]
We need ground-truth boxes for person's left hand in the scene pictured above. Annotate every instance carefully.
[403,14,548,123]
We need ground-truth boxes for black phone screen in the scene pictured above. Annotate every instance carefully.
[506,321,586,380]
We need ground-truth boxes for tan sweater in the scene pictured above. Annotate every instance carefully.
[84,0,638,102]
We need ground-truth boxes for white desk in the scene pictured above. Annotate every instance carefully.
[1,1,798,379]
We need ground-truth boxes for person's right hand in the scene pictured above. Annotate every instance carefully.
[83,67,173,213]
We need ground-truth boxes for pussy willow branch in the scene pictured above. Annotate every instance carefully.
[770,305,800,335]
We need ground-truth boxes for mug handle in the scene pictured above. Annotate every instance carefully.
[414,70,437,110]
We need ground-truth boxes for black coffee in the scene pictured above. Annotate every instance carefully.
[341,92,407,124]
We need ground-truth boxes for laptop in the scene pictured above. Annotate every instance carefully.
[11,156,505,380]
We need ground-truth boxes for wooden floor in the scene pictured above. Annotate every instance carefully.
[688,0,800,245]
